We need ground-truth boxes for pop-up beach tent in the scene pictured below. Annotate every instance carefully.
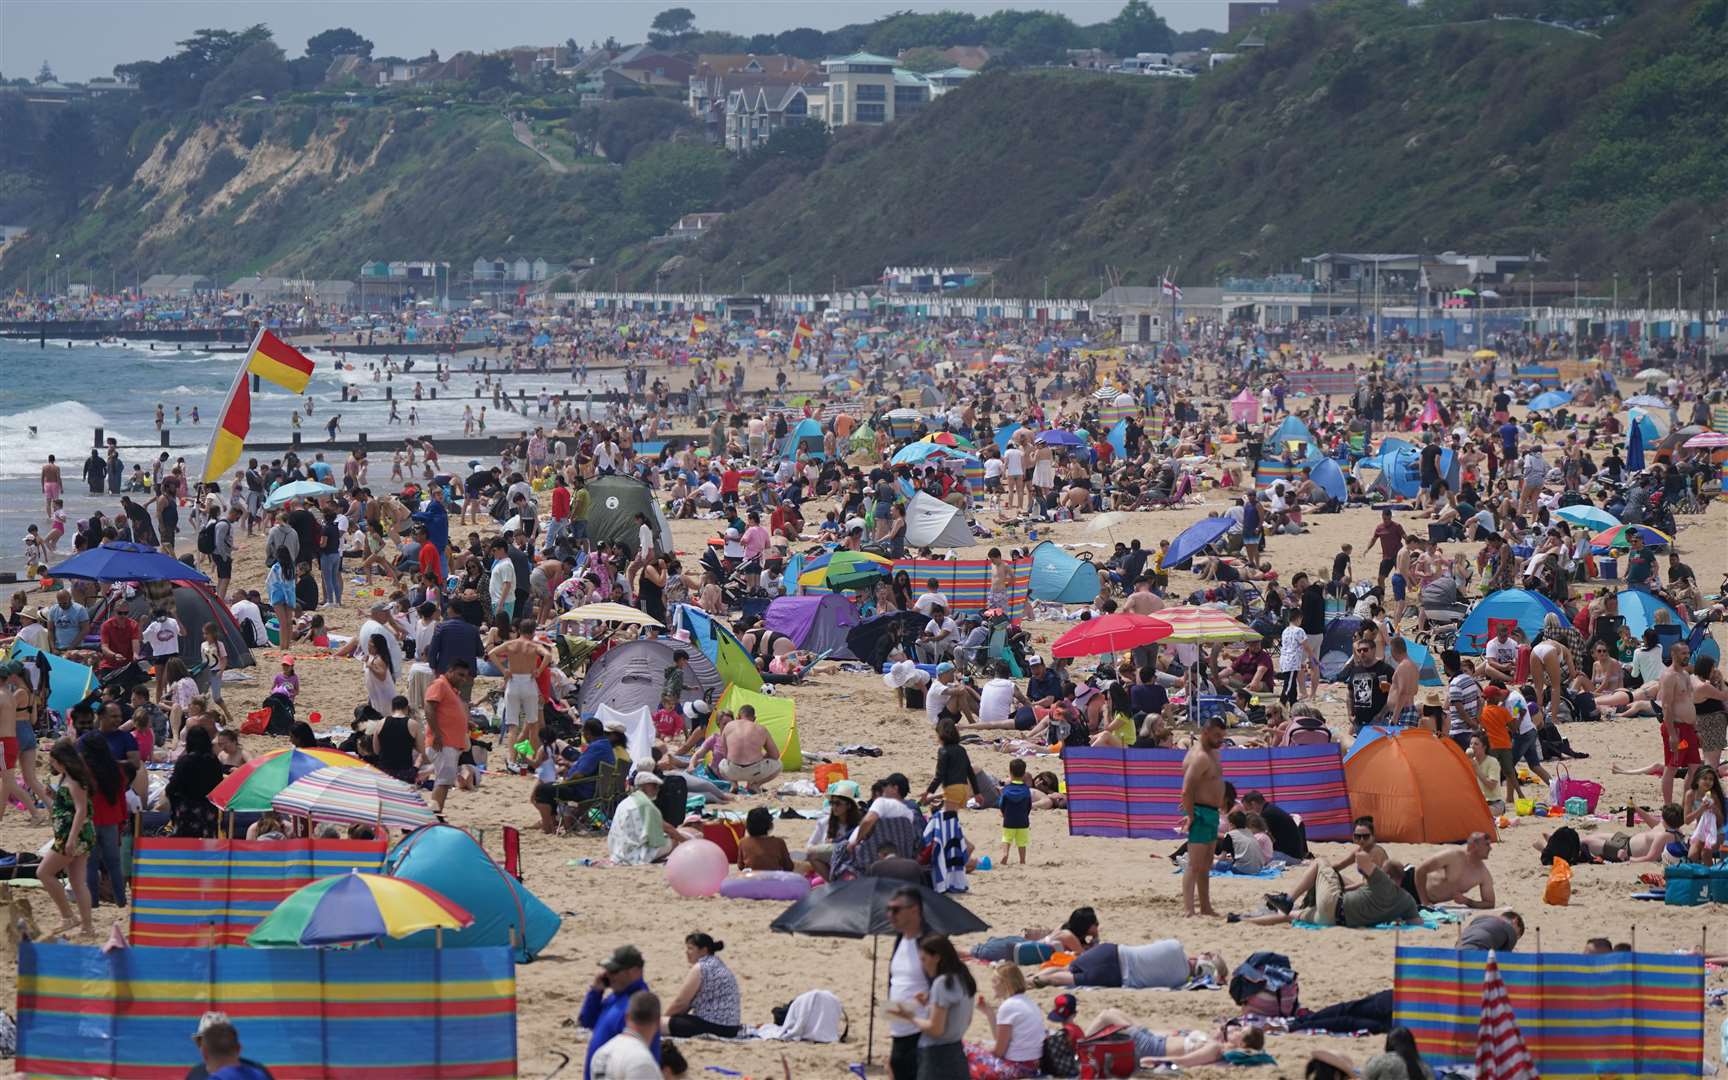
[1229,389,1261,425]
[577,637,724,714]
[764,594,860,658]
[904,491,972,548]
[781,417,826,460]
[1028,542,1100,604]
[1344,728,1495,843]
[384,824,561,961]
[1454,589,1568,654]
[586,474,673,555]
[671,604,764,691]
[713,684,803,770]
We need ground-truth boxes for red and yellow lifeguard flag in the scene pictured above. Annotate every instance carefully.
[202,328,317,482]
[791,317,814,359]
[247,330,315,393]
[688,313,708,344]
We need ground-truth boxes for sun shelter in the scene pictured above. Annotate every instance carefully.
[904,491,972,549]
[1229,389,1261,425]
[765,594,860,658]
[846,610,929,669]
[384,824,561,961]
[671,604,764,691]
[577,637,724,714]
[713,684,802,770]
[781,417,826,460]
[1616,589,1686,640]
[1454,589,1568,653]
[1028,541,1100,604]
[1269,415,1322,462]
[1164,516,1235,571]
[1344,728,1496,843]
[585,474,673,555]
[1065,745,1351,840]
[5,642,94,713]
[1309,457,1348,502]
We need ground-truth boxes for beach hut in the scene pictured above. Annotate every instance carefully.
[1344,728,1496,843]
[383,824,561,962]
[763,594,860,658]
[1028,541,1100,604]
[1229,389,1261,425]
[577,638,724,714]
[904,491,972,549]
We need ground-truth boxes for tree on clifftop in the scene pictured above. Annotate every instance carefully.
[649,8,698,45]
[1104,0,1175,56]
[306,28,374,60]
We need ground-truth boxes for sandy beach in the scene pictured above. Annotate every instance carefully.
[0,349,1723,1080]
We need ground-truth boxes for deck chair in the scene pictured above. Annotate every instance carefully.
[568,760,626,831]
[983,625,1023,677]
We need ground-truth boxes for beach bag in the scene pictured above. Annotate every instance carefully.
[1077,1031,1138,1078]
[1549,767,1602,813]
[239,708,271,736]
[1040,1026,1081,1078]
[1543,856,1572,905]
[1665,863,1709,906]
[1230,951,1300,1018]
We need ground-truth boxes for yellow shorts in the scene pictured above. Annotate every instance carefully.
[1001,827,1029,848]
[943,783,971,808]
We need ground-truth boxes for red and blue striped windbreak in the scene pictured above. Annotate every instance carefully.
[1064,745,1352,840]
[1394,945,1704,1077]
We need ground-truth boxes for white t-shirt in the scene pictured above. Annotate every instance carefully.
[867,796,915,822]
[144,617,183,659]
[1277,625,1307,673]
[995,995,1045,1062]
[925,616,958,644]
[978,678,1017,725]
[984,457,1004,481]
[1003,447,1025,477]
[1484,636,1519,667]
[231,600,267,645]
[914,591,949,616]
[356,617,404,675]
[1506,687,1535,735]
[925,680,953,725]
[588,1031,660,1079]
[888,934,930,1038]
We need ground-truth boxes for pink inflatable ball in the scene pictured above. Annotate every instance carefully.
[665,839,730,897]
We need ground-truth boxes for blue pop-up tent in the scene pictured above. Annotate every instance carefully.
[780,417,825,460]
[1310,458,1348,503]
[1455,589,1569,653]
[1029,541,1099,604]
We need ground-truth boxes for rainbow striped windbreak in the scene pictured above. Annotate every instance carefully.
[1065,744,1352,840]
[1394,945,1705,1077]
[129,838,386,947]
[1254,458,1306,490]
[892,557,1032,619]
[17,940,517,1079]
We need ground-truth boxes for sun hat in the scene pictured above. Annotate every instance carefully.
[826,779,863,803]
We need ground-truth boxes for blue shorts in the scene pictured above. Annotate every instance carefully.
[15,719,37,752]
[1390,573,1407,601]
[268,581,295,607]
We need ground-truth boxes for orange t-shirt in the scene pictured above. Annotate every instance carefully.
[424,676,470,751]
[1479,703,1513,750]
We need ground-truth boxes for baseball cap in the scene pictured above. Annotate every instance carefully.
[935,662,956,676]
[601,944,646,972]
[191,1010,230,1041]
[1483,684,1507,701]
[1047,992,1078,1022]
[1027,654,1045,667]
[280,655,296,666]
[632,771,663,789]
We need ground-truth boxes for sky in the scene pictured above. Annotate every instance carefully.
[3,0,1234,83]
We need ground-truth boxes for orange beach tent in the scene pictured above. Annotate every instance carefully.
[1344,728,1497,843]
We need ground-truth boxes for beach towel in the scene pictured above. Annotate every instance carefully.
[1293,909,1462,932]
[756,989,844,1042]
[1170,863,1287,879]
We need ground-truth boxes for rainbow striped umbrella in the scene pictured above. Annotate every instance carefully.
[248,870,471,947]
[1590,523,1674,550]
[208,747,371,812]
[1146,605,1260,644]
[273,767,436,831]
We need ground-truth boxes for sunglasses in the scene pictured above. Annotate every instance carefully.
[886,904,913,914]
[1352,832,1373,841]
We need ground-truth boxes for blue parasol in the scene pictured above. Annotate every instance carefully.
[46,541,209,584]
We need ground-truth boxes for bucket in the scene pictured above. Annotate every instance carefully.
[1515,798,1534,816]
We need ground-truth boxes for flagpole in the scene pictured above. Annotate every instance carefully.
[201,324,263,484]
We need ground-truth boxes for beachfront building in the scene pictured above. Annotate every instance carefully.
[822,53,930,127]
[139,274,215,299]
[723,83,815,151]
[357,260,449,310]
[471,257,562,284]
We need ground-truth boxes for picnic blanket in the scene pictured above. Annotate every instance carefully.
[1295,909,1462,932]
[1066,745,1351,841]
[1393,945,1705,1077]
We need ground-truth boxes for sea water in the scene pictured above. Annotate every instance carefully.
[0,337,616,577]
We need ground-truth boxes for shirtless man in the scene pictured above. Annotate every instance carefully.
[1386,637,1420,729]
[1658,641,1698,805]
[1121,577,1165,616]
[1390,538,1418,626]
[717,704,782,793]
[486,619,550,769]
[529,558,566,625]
[1180,715,1227,917]
[1405,832,1496,908]
[40,455,61,516]
[1251,815,1392,924]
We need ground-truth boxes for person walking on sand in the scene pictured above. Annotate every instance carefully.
[488,618,550,771]
[1181,715,1227,918]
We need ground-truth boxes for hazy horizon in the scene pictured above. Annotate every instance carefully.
[4,0,1234,84]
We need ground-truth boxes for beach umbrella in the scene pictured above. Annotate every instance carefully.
[1625,395,1669,410]
[1590,523,1673,550]
[771,878,988,1066]
[1163,517,1236,570]
[1147,605,1260,643]
[557,602,662,628]
[46,541,210,584]
[209,748,372,812]
[265,479,339,508]
[1475,953,1539,1080]
[1051,613,1173,659]
[1035,429,1084,447]
[1634,368,1670,382]
[919,432,972,449]
[1085,511,1135,534]
[1554,505,1620,532]
[1626,416,1646,472]
[1472,349,1498,359]
[248,870,472,948]
[1526,390,1572,411]
[274,766,437,831]
[1684,431,1728,449]
[797,550,892,590]
[890,442,963,466]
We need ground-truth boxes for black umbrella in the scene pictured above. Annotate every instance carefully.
[771,879,988,1064]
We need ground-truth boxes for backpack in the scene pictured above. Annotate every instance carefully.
[1040,1025,1081,1078]
[197,520,219,556]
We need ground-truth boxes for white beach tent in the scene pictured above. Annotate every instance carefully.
[904,491,972,549]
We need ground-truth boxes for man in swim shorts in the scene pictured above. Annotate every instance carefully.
[1181,715,1227,917]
